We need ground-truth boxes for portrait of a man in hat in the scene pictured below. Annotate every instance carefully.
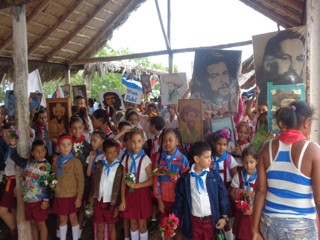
[161,73,187,105]
[178,99,202,144]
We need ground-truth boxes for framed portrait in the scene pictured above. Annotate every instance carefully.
[211,116,237,149]
[267,82,305,134]
[253,26,306,104]
[29,92,43,111]
[190,49,241,114]
[72,85,87,101]
[178,98,202,144]
[61,84,70,98]
[160,73,187,105]
[4,90,14,116]
[140,75,152,94]
[46,98,71,139]
[99,90,124,111]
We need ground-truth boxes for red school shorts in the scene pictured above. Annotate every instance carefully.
[191,215,214,240]
[94,199,119,225]
[25,201,48,222]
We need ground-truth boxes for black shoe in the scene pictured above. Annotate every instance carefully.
[148,220,157,230]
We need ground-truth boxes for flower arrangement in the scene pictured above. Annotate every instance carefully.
[216,230,224,240]
[151,167,176,176]
[3,126,21,146]
[160,213,179,238]
[251,124,274,153]
[73,142,84,153]
[39,172,58,188]
[85,203,94,217]
[125,172,136,193]
[235,189,255,212]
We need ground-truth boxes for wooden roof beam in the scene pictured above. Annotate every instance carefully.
[0,0,50,51]
[75,0,137,60]
[277,0,305,13]
[28,0,85,55]
[0,0,42,9]
[240,0,298,28]
[45,0,112,61]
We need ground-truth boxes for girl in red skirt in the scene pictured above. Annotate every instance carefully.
[119,128,153,240]
[52,134,84,240]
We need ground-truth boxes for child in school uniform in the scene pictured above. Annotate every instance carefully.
[86,130,106,177]
[153,128,189,239]
[52,134,84,240]
[149,116,165,156]
[113,121,132,158]
[173,141,230,240]
[91,138,123,240]
[119,128,153,240]
[230,146,258,240]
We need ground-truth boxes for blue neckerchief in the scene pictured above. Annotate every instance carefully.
[101,159,120,176]
[191,170,208,193]
[164,148,178,170]
[57,152,74,176]
[121,149,128,162]
[91,150,104,173]
[212,151,228,174]
[242,169,257,190]
[4,148,9,162]
[129,149,145,174]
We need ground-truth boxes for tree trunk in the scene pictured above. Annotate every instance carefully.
[11,4,32,240]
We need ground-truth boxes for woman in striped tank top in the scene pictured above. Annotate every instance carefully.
[252,101,320,240]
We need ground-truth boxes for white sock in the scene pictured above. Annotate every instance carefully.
[72,225,80,240]
[140,231,148,240]
[224,229,234,240]
[78,228,82,238]
[56,229,60,238]
[151,218,156,221]
[130,230,139,240]
[59,225,68,240]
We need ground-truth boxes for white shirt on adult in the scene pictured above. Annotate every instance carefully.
[190,164,212,217]
[165,113,179,129]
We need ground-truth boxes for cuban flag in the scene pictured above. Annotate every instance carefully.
[121,73,143,91]
[51,84,65,98]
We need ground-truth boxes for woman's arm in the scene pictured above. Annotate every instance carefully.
[310,142,320,218]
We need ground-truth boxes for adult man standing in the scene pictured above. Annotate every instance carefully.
[180,105,201,144]
[255,28,306,104]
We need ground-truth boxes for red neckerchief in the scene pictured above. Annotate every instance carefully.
[34,122,47,131]
[277,129,307,145]
[237,139,249,148]
[74,135,85,144]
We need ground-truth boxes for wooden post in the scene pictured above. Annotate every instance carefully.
[11,4,32,240]
[307,0,320,142]
[65,68,71,84]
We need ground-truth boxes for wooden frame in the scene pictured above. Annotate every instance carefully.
[72,85,87,101]
[178,98,202,144]
[61,84,70,98]
[46,98,71,139]
[267,82,305,134]
[160,72,187,105]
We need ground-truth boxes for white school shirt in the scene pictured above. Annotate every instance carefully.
[165,114,179,129]
[190,164,212,217]
[216,155,238,182]
[99,159,120,202]
[122,154,151,182]
[86,152,104,164]
[231,172,256,192]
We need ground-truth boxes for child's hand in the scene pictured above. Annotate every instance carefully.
[242,205,253,215]
[89,151,96,160]
[127,182,137,189]
[215,218,227,230]
[119,201,126,211]
[52,154,58,164]
[157,199,165,213]
[75,198,82,208]
[233,146,242,156]
[41,200,49,209]
[113,207,119,218]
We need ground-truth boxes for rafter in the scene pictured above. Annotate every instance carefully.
[28,0,85,55]
[75,0,137,60]
[45,0,112,61]
[0,0,50,51]
[0,0,42,9]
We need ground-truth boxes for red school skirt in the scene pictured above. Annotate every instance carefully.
[52,196,79,215]
[122,186,152,220]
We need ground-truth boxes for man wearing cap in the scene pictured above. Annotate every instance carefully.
[162,74,183,104]
[180,105,201,144]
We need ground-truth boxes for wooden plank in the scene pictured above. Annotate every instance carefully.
[11,5,32,240]
[45,0,112,61]
[28,0,85,55]
[0,56,71,69]
[0,0,42,9]
[69,39,253,65]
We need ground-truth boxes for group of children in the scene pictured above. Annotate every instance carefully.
[0,93,262,240]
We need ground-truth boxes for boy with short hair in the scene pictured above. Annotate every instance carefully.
[149,116,165,156]
[91,138,123,240]
[173,141,230,239]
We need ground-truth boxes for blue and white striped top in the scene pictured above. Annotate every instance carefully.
[263,140,316,219]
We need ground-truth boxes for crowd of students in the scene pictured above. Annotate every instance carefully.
[0,90,319,240]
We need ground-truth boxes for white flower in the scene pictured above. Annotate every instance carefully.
[51,180,58,185]
[44,180,48,186]
[73,143,84,153]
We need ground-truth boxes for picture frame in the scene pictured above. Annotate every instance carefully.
[72,85,87,101]
[29,92,43,111]
[211,115,237,148]
[140,75,152,94]
[267,82,305,134]
[99,90,124,111]
[5,90,14,116]
[160,73,187,105]
[61,84,71,98]
[46,98,71,139]
[178,98,202,144]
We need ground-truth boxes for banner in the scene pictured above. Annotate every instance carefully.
[124,87,143,104]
